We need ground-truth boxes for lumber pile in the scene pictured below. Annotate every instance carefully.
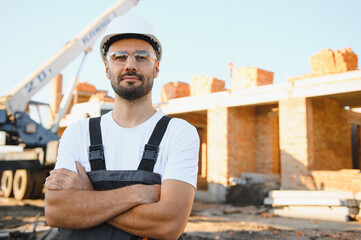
[264,190,360,222]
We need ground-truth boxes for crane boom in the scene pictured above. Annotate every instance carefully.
[0,0,139,201]
[4,0,138,115]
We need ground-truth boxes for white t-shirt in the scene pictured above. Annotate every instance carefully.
[55,111,200,188]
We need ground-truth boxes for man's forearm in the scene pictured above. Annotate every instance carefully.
[108,180,195,240]
[45,184,158,229]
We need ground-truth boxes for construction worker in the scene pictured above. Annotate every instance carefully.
[44,14,199,240]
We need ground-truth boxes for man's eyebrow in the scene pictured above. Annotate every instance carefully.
[135,50,150,54]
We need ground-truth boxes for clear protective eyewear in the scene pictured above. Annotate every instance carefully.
[106,51,157,65]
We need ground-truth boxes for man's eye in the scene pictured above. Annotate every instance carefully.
[135,55,148,61]
[114,55,127,60]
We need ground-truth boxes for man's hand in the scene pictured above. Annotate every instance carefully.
[45,162,93,190]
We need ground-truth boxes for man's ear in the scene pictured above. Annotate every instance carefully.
[105,61,110,79]
[154,61,160,78]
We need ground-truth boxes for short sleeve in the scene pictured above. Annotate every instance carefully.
[161,120,200,189]
[54,121,83,172]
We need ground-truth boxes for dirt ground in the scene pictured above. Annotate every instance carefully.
[1,196,361,240]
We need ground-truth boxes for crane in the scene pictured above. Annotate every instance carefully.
[0,0,138,200]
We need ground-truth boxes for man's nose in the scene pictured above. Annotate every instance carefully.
[124,56,137,72]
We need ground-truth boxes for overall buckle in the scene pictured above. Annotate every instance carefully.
[89,144,104,161]
[142,144,159,161]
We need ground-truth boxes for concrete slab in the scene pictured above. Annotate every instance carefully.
[270,207,351,222]
[264,197,358,207]
[268,190,354,199]
[277,206,359,215]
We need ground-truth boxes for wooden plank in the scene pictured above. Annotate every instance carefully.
[268,190,354,199]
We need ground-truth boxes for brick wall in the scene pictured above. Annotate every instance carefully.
[191,76,226,96]
[310,98,352,170]
[170,112,208,189]
[160,81,190,102]
[279,97,357,190]
[205,105,280,185]
[227,107,256,179]
[182,105,280,187]
[232,67,274,90]
[307,169,361,193]
[254,105,280,174]
[170,112,207,127]
[279,98,311,190]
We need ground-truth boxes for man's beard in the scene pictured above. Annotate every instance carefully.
[110,71,154,101]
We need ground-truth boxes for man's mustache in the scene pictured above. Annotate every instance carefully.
[118,72,144,81]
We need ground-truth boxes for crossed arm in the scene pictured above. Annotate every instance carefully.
[45,162,195,240]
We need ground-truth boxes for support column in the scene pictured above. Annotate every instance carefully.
[279,97,313,189]
[207,107,228,186]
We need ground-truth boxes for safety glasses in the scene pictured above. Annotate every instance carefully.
[106,51,157,66]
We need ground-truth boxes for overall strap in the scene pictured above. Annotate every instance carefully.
[138,115,172,172]
[88,117,106,171]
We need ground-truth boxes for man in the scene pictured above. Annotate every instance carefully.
[45,14,199,240]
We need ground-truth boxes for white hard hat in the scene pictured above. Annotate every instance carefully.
[100,14,162,62]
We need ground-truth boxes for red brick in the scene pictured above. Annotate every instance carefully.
[89,90,114,103]
[76,81,97,93]
[160,81,190,102]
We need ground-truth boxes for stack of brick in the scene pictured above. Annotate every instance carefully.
[76,81,97,93]
[232,67,274,90]
[190,76,226,96]
[287,48,358,83]
[310,47,358,76]
[160,82,190,102]
[89,90,114,103]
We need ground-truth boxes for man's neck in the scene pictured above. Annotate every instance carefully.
[111,93,156,128]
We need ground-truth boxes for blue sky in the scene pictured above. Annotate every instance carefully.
[1,0,360,104]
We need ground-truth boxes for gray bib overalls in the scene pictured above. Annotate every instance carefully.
[59,116,183,240]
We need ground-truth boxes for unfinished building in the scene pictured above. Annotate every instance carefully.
[157,47,361,203]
